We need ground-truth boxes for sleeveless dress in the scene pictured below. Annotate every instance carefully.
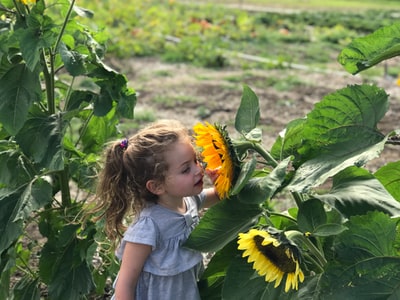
[112,192,206,300]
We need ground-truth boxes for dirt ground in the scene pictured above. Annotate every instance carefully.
[109,56,400,173]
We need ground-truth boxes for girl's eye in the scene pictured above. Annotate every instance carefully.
[182,167,190,174]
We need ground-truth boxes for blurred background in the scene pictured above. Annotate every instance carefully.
[78,0,400,157]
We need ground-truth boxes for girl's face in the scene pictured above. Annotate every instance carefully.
[162,140,204,199]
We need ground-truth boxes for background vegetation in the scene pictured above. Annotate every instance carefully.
[0,0,399,299]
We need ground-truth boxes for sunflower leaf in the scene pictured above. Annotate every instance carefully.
[287,137,387,193]
[223,254,289,300]
[185,197,262,252]
[316,166,400,218]
[320,212,400,298]
[297,198,327,233]
[235,85,260,134]
[231,155,257,195]
[374,161,400,201]
[274,85,388,170]
[338,23,400,75]
[237,157,291,204]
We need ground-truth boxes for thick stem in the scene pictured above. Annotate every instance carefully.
[58,166,71,207]
[286,230,327,268]
[252,142,278,167]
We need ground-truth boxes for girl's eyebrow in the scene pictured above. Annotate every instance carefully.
[179,159,191,168]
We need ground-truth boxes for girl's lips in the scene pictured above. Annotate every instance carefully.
[195,178,203,187]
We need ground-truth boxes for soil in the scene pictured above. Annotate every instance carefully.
[109,56,400,172]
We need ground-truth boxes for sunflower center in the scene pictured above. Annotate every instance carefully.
[254,235,296,273]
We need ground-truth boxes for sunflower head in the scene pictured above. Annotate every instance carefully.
[237,228,304,292]
[20,0,36,4]
[193,122,240,199]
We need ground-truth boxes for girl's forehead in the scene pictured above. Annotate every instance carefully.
[165,141,195,162]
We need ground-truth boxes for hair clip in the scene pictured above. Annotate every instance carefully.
[119,138,128,150]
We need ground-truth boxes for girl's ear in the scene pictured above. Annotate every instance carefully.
[146,180,164,195]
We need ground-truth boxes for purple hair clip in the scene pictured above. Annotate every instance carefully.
[119,138,128,150]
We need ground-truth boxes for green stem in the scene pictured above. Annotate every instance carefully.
[291,191,304,207]
[74,110,94,148]
[53,0,75,54]
[12,0,25,18]
[46,0,76,206]
[251,142,278,167]
[286,230,327,269]
[63,76,75,112]
[267,211,297,223]
[58,166,71,207]
[40,49,55,114]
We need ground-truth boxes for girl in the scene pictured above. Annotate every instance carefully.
[95,119,219,300]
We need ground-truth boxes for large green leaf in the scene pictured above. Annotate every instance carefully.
[13,277,40,300]
[299,84,387,159]
[59,42,87,76]
[88,60,136,118]
[320,212,400,299]
[185,197,262,252]
[237,157,291,204]
[0,64,41,135]
[0,189,23,256]
[375,161,400,201]
[322,257,400,300]
[338,23,400,74]
[48,262,94,300]
[316,167,400,217]
[40,223,95,300]
[0,142,33,187]
[270,118,306,161]
[273,85,387,168]
[223,253,295,300]
[16,5,57,72]
[235,85,260,134]
[334,211,397,260]
[16,109,65,171]
[199,241,237,300]
[287,137,387,193]
[81,107,119,153]
[297,198,327,233]
[0,179,52,255]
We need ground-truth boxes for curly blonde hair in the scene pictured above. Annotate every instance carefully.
[94,120,190,242]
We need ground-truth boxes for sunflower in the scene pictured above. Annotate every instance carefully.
[20,0,36,4]
[193,122,239,199]
[237,228,304,292]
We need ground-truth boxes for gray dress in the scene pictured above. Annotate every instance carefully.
[112,192,206,300]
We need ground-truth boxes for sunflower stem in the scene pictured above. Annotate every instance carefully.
[286,230,327,269]
[291,191,304,206]
[267,211,297,223]
[249,142,278,167]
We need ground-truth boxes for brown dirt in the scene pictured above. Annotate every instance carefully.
[109,56,400,172]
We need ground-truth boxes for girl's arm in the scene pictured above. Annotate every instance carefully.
[114,242,152,300]
[203,187,219,208]
[202,168,220,208]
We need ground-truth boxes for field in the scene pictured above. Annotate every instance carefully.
[97,0,400,174]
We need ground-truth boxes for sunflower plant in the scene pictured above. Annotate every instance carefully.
[186,23,400,299]
[0,0,135,298]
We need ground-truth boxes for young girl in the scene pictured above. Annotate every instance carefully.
[95,119,219,300]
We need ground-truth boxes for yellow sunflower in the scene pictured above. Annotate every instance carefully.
[237,228,305,292]
[193,122,239,199]
[20,0,36,4]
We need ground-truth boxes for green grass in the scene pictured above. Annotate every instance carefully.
[195,0,400,11]
[79,0,400,74]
